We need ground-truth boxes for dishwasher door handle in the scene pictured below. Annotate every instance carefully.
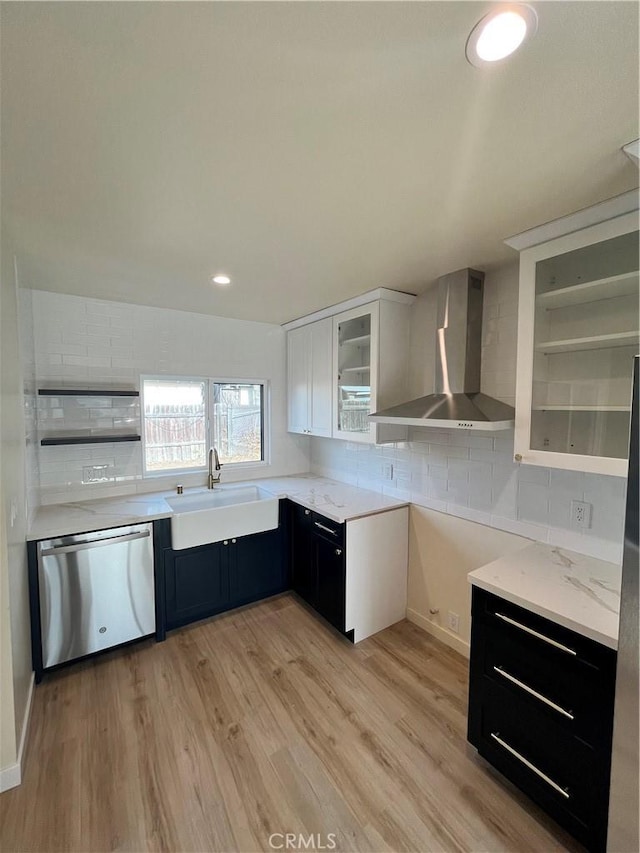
[40,530,150,557]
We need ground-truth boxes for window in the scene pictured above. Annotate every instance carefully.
[212,382,264,464]
[142,377,265,475]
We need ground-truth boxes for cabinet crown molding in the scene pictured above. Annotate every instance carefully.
[504,189,639,252]
[282,287,415,331]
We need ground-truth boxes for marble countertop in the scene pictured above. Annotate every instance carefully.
[468,542,621,649]
[27,475,408,541]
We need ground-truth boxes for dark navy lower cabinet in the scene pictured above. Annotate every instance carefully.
[164,541,229,630]
[291,503,316,604]
[468,586,616,853]
[289,501,347,635]
[164,503,287,631]
[314,534,345,631]
[229,528,286,608]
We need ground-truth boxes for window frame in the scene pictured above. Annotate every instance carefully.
[141,374,269,478]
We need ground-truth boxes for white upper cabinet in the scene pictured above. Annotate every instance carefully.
[513,205,639,477]
[286,288,415,445]
[287,317,332,437]
[332,299,413,444]
[333,303,379,443]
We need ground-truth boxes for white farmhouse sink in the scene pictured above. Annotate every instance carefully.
[166,485,279,550]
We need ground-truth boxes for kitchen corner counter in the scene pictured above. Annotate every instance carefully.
[27,475,409,541]
[248,476,408,524]
[468,541,621,649]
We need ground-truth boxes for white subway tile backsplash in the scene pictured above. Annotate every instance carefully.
[517,465,551,486]
[517,481,550,525]
[549,469,585,494]
[57,344,89,357]
[469,447,500,463]
[28,289,309,504]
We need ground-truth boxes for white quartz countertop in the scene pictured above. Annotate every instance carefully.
[468,542,621,650]
[27,475,408,541]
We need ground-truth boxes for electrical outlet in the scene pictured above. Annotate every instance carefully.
[382,462,394,481]
[571,500,592,530]
[447,611,460,633]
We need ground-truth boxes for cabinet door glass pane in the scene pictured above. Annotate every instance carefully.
[337,314,371,434]
[531,230,639,459]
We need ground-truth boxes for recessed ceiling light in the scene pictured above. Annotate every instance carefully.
[211,274,231,286]
[466,5,537,68]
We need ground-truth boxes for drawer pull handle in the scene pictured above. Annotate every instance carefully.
[493,666,574,720]
[304,509,311,516]
[490,733,570,799]
[314,521,338,536]
[494,612,577,656]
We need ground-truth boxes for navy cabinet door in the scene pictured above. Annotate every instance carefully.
[315,535,345,631]
[165,542,229,629]
[229,528,286,607]
[291,506,317,606]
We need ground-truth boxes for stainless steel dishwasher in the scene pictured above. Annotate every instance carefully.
[37,523,155,668]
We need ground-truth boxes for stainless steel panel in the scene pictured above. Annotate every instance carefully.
[369,268,515,429]
[37,523,155,668]
[434,269,484,395]
[370,391,516,425]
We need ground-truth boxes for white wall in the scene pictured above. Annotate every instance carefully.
[311,263,628,652]
[408,506,529,655]
[19,289,38,524]
[24,290,310,504]
[0,248,33,786]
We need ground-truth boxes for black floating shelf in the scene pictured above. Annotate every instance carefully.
[38,389,139,397]
[41,435,141,446]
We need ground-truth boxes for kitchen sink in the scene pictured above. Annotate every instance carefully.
[166,485,279,550]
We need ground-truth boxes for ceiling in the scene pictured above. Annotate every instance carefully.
[1,1,638,325]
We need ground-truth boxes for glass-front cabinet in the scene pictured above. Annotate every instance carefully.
[333,304,379,442]
[515,209,639,476]
[286,289,415,445]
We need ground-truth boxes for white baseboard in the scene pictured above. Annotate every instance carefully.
[0,760,21,793]
[406,608,470,659]
[0,671,35,793]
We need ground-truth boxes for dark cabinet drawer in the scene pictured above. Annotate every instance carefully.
[482,623,614,746]
[468,586,616,853]
[474,683,606,849]
[473,588,615,671]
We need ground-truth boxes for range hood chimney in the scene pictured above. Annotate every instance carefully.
[370,268,515,431]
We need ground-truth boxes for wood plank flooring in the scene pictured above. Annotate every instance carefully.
[0,595,582,853]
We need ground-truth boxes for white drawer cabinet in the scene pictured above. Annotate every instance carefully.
[287,317,332,437]
[511,200,639,477]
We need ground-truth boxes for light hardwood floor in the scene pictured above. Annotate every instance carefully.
[0,594,581,853]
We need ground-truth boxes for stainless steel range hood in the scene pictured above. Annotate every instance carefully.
[370,268,515,431]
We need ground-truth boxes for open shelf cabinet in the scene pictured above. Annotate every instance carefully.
[37,388,141,448]
[514,207,639,476]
